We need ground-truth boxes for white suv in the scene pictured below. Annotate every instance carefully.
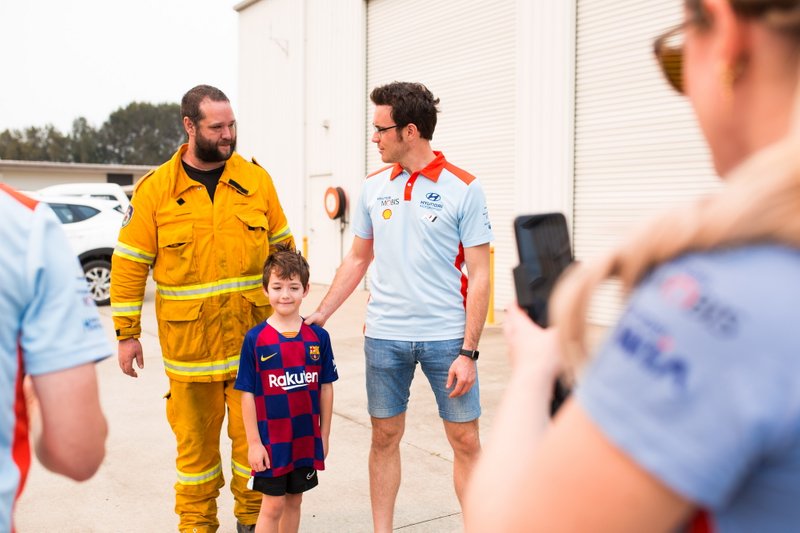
[34,194,123,306]
[38,182,131,212]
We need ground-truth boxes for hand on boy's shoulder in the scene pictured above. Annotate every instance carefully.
[304,310,327,327]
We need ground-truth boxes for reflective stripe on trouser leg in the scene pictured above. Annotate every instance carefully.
[167,379,226,532]
[224,380,261,525]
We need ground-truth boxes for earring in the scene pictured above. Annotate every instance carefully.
[720,63,736,102]
[719,60,744,103]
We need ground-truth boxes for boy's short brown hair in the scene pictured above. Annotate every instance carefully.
[262,243,310,288]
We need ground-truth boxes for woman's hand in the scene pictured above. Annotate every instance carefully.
[503,303,563,385]
[465,303,567,531]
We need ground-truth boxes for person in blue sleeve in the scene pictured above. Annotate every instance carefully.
[466,1,800,532]
[0,183,110,533]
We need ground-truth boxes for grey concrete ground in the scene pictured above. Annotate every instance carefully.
[15,281,518,532]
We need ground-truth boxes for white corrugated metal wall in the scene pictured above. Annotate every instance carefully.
[235,0,720,325]
[236,0,307,239]
[515,1,576,226]
[304,0,366,282]
[366,0,518,307]
[573,0,719,324]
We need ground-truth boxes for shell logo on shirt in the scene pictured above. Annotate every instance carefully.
[382,209,392,220]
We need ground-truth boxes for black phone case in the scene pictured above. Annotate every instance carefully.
[512,213,573,415]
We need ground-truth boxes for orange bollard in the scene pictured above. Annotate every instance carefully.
[487,245,495,325]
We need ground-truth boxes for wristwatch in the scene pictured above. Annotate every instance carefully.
[459,348,479,361]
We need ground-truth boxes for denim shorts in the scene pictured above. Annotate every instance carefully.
[364,337,481,422]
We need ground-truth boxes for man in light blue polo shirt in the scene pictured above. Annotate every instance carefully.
[305,81,493,532]
[0,183,109,532]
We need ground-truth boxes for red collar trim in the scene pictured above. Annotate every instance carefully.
[389,151,446,183]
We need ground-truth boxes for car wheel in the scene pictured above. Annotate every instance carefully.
[83,259,112,306]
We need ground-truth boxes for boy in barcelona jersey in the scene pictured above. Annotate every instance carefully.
[235,245,337,533]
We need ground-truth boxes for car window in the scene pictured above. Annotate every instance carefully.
[47,203,74,223]
[46,203,100,224]
[70,204,101,222]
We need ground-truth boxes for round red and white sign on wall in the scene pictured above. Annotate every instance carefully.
[324,186,347,220]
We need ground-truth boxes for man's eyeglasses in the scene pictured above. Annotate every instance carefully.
[373,124,401,136]
[653,13,706,95]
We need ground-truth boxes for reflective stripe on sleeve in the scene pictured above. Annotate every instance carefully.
[156,275,262,300]
[268,225,292,245]
[162,355,240,377]
[114,242,156,265]
[176,462,223,486]
[111,301,143,317]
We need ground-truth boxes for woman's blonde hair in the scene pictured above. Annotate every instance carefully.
[550,0,800,369]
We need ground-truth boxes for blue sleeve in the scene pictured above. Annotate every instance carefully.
[234,329,257,393]
[315,326,338,384]
[351,183,373,240]
[22,204,111,375]
[459,180,493,247]
[576,252,800,508]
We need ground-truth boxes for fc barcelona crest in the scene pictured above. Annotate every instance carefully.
[309,345,320,361]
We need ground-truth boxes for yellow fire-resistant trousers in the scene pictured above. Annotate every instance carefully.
[165,378,260,532]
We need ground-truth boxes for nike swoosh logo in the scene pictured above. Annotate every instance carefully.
[260,353,277,362]
[306,470,316,480]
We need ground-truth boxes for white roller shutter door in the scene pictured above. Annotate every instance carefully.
[366,0,517,310]
[573,0,720,325]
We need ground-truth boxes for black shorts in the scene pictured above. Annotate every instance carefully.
[250,467,319,496]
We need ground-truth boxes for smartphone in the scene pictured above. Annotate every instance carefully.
[512,213,573,415]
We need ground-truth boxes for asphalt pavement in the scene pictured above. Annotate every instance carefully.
[15,280,518,532]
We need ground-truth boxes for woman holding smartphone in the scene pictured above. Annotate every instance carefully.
[465,1,800,531]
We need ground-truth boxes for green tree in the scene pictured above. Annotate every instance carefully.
[41,125,71,162]
[0,125,71,162]
[69,117,106,163]
[0,101,186,165]
[0,129,24,160]
[100,102,185,165]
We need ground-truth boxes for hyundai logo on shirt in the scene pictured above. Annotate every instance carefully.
[420,192,444,210]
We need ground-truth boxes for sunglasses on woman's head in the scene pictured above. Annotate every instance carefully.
[653,12,708,95]
[653,22,689,94]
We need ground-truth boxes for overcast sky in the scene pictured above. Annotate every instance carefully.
[0,0,240,133]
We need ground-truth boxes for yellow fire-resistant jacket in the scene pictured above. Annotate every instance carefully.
[111,145,293,382]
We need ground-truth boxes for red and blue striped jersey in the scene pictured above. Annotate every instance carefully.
[235,321,338,477]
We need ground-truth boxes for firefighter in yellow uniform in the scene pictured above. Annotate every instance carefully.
[111,85,293,533]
